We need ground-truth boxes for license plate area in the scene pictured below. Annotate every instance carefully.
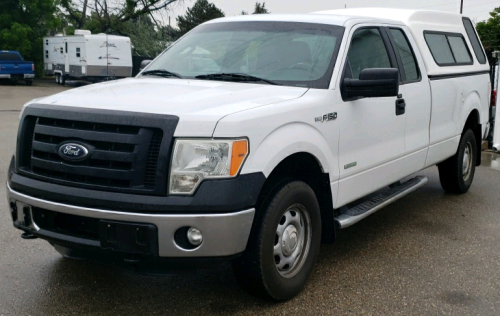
[99,220,158,256]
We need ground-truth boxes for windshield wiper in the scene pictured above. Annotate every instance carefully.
[195,73,280,85]
[141,69,183,79]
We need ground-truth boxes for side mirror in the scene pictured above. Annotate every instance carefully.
[140,59,152,71]
[343,68,399,99]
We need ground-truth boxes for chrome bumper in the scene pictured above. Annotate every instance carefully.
[0,74,34,79]
[6,183,254,257]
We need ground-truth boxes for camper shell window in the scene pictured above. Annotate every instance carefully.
[462,17,487,64]
[424,31,473,66]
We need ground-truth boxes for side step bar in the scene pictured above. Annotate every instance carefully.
[334,176,428,229]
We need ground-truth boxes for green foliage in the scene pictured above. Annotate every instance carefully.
[253,2,269,14]
[123,17,173,57]
[61,0,181,34]
[0,0,60,76]
[476,7,500,64]
[176,0,224,36]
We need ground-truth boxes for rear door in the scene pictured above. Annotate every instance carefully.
[336,25,406,207]
[384,27,431,173]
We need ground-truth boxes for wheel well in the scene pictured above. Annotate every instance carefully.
[463,110,482,166]
[256,153,336,243]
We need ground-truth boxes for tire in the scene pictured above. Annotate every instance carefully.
[55,73,60,85]
[232,180,321,301]
[25,79,33,86]
[438,129,477,194]
[60,74,66,86]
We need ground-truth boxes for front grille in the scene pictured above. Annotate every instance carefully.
[17,106,178,195]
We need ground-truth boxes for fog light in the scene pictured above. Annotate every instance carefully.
[187,227,203,246]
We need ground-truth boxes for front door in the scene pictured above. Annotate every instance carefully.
[336,26,406,207]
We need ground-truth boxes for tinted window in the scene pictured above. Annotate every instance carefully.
[448,36,472,63]
[0,52,21,61]
[462,17,486,64]
[390,29,419,81]
[347,28,391,79]
[76,47,80,57]
[425,33,454,65]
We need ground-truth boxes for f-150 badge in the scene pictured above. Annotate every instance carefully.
[315,112,337,122]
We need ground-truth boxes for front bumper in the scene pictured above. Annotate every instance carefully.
[7,183,255,258]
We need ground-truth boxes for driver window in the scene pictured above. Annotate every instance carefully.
[346,28,391,79]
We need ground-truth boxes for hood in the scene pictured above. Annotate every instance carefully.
[33,77,307,136]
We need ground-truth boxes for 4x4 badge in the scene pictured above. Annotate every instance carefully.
[315,112,337,122]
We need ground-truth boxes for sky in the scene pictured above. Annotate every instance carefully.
[161,0,499,27]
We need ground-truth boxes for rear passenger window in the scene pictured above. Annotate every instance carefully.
[424,32,473,66]
[462,17,487,64]
[389,29,419,82]
[347,28,392,79]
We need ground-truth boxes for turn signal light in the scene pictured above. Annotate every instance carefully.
[230,140,248,176]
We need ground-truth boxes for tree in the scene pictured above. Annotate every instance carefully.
[123,16,173,57]
[253,2,269,14]
[0,0,61,76]
[476,6,500,65]
[60,0,181,34]
[176,0,224,36]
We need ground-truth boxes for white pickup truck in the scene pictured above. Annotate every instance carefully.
[6,8,490,300]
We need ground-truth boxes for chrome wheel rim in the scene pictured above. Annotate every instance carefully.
[274,204,311,278]
[463,142,473,181]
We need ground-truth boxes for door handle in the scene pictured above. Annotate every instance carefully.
[396,97,406,116]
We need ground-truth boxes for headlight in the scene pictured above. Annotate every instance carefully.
[169,139,249,195]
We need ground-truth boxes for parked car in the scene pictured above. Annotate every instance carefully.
[6,8,490,301]
[0,50,34,85]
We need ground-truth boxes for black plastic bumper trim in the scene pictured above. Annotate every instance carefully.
[8,169,266,214]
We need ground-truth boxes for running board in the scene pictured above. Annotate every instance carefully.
[334,176,428,229]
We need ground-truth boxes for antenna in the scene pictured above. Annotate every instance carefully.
[106,32,109,80]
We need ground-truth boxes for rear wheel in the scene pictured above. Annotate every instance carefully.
[25,79,33,86]
[60,74,66,86]
[232,180,321,301]
[438,129,477,194]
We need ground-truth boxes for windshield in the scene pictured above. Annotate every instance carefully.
[143,21,344,89]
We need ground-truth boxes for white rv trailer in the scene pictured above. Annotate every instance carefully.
[43,30,132,84]
[493,61,500,151]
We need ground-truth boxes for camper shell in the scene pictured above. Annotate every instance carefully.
[43,30,133,84]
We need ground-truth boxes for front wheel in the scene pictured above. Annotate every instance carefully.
[232,180,321,301]
[438,129,477,194]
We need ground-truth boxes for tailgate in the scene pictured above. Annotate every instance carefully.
[0,61,33,75]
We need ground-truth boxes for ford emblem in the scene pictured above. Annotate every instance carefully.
[58,143,89,161]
